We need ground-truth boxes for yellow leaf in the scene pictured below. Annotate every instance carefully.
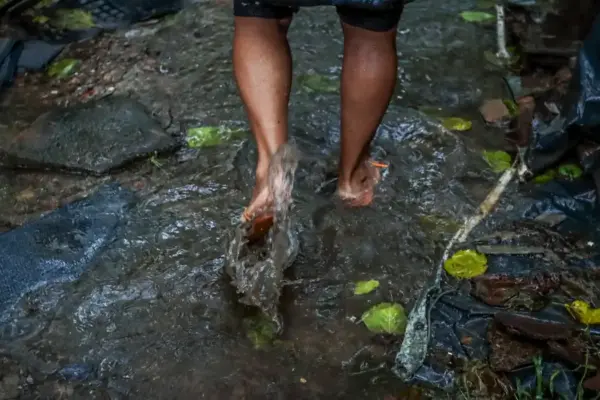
[566,300,600,325]
[441,117,472,131]
[354,280,379,295]
[444,249,488,279]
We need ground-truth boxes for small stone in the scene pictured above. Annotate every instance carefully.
[25,376,33,385]
[479,99,509,123]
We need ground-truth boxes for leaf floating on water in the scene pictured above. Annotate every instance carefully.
[558,163,583,180]
[361,303,407,335]
[483,50,520,69]
[243,314,277,349]
[354,280,380,295]
[444,249,488,279]
[533,169,557,184]
[186,126,246,148]
[482,150,512,173]
[441,117,472,131]
[459,11,495,22]
[47,58,80,79]
[297,74,338,94]
[566,300,600,325]
[51,9,95,30]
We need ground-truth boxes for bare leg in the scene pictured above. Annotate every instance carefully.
[337,23,398,206]
[233,16,293,218]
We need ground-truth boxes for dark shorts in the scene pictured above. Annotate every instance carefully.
[233,0,403,32]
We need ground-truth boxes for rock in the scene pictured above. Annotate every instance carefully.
[0,96,178,175]
[0,374,20,399]
[479,99,509,124]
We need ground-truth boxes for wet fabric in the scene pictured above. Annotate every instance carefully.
[264,0,403,10]
[0,183,135,318]
[0,96,178,175]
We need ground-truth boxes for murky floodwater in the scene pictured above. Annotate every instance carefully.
[0,0,519,398]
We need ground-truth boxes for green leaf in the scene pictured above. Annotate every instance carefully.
[243,314,277,349]
[361,303,407,335]
[503,99,519,117]
[558,163,583,180]
[51,9,95,30]
[297,74,338,94]
[441,117,472,131]
[482,150,512,173]
[533,169,557,184]
[186,126,246,148]
[47,58,80,79]
[459,11,495,22]
[354,280,380,295]
[444,249,488,279]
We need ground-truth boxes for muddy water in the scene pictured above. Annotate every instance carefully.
[0,0,516,398]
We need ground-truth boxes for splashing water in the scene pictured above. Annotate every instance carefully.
[225,144,300,332]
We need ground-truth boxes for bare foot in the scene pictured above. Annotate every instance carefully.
[242,172,275,242]
[337,160,384,207]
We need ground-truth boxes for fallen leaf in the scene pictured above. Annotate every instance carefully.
[47,58,80,79]
[243,314,277,349]
[441,117,472,131]
[558,163,583,180]
[444,249,488,279]
[459,11,495,22]
[354,280,380,295]
[480,99,510,123]
[186,126,246,148]
[297,74,338,94]
[51,9,95,30]
[566,300,600,325]
[361,303,407,335]
[482,150,512,173]
[533,169,557,184]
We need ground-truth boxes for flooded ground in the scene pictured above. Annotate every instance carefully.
[0,0,521,398]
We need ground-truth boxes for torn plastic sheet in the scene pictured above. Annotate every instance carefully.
[396,178,600,396]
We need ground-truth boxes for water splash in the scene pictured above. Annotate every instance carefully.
[224,143,300,332]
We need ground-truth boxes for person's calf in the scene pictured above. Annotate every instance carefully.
[337,20,399,205]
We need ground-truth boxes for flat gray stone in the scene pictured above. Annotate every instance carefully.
[0,96,178,174]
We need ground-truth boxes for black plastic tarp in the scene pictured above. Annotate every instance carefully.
[395,12,600,398]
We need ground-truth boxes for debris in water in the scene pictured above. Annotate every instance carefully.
[483,150,512,173]
[224,144,300,333]
[297,73,338,94]
[441,117,472,131]
[533,169,558,184]
[565,300,600,325]
[443,249,488,279]
[459,11,495,23]
[47,58,80,79]
[354,280,380,295]
[558,163,583,180]
[186,126,246,148]
[243,314,277,349]
[51,9,95,30]
[300,377,307,384]
[361,303,407,335]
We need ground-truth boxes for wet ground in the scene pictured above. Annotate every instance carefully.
[0,0,522,398]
